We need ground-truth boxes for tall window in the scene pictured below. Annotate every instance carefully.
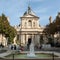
[28,20,32,28]
[33,22,35,27]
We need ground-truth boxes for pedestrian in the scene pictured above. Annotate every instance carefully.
[11,45,13,50]
[14,45,16,50]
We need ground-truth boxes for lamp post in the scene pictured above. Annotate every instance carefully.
[13,52,14,60]
[52,52,54,60]
[54,33,57,45]
[12,49,15,60]
[52,33,57,60]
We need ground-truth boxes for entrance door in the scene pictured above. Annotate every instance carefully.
[27,38,32,49]
[28,38,31,45]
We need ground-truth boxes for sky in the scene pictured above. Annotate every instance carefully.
[0,0,60,26]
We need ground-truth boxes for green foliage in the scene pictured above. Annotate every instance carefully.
[48,37,53,44]
[0,13,17,44]
[55,16,60,32]
[8,26,17,43]
[44,13,60,35]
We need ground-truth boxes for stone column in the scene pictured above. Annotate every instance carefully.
[32,34,34,43]
[21,34,26,46]
[36,34,39,44]
[37,34,40,46]
[34,34,37,46]
[19,34,21,45]
[31,34,34,43]
[25,34,26,44]
[34,34,35,44]
[21,34,23,45]
[34,34,36,46]
[38,34,40,45]
[26,34,28,44]
[23,34,25,45]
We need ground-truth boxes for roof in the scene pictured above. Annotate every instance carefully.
[22,6,39,18]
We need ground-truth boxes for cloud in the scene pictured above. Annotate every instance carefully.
[30,0,45,2]
[34,7,49,14]
[40,15,49,20]
[0,0,28,26]
[0,0,60,26]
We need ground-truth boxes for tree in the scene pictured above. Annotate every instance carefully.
[43,12,60,46]
[0,14,17,44]
[8,26,17,43]
[55,15,60,32]
[47,13,60,33]
[40,35,43,44]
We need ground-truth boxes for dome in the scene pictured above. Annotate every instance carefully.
[23,6,37,16]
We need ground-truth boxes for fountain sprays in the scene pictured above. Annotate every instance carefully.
[27,36,36,57]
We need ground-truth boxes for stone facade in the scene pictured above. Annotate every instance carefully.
[15,6,45,46]
[0,34,7,46]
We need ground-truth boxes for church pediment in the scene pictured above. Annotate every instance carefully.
[22,14,38,18]
[21,6,39,18]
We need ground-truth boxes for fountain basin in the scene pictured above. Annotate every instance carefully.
[27,53,36,58]
[4,52,58,59]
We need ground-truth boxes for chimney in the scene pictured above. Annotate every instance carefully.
[49,16,52,24]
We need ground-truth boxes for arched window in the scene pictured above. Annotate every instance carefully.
[28,20,32,27]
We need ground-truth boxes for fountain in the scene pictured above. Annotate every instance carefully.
[27,38,36,57]
[27,43,36,57]
[1,36,59,60]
